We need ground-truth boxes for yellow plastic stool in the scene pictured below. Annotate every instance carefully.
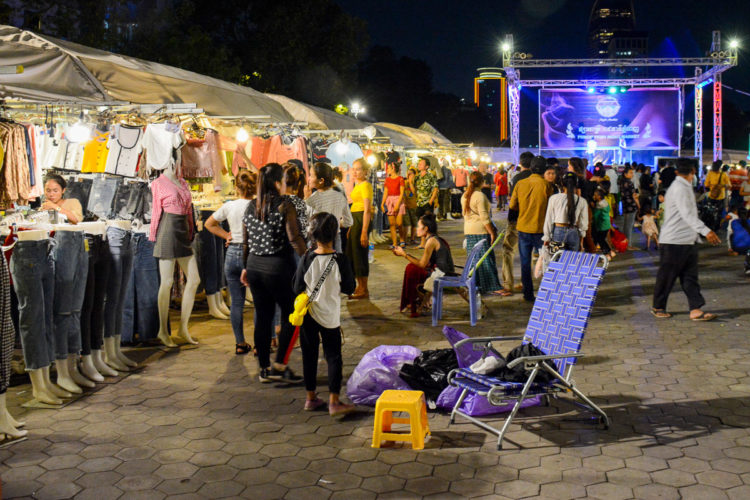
[372,390,430,449]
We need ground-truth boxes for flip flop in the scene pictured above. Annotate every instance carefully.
[690,312,717,322]
[650,308,672,319]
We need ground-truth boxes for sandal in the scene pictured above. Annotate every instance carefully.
[690,312,717,322]
[488,289,512,297]
[235,344,252,355]
[650,308,672,319]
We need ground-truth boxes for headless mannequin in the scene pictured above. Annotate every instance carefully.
[155,166,201,347]
[52,224,90,394]
[16,230,68,405]
[104,220,138,371]
[77,221,115,380]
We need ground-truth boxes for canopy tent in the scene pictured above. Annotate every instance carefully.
[0,25,294,121]
[418,122,451,143]
[265,94,368,130]
[375,122,451,148]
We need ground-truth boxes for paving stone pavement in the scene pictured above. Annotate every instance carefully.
[1,215,750,499]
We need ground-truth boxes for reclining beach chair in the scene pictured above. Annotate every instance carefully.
[446,250,609,450]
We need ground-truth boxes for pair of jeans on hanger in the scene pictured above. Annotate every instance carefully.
[52,231,88,360]
[9,240,55,370]
[80,234,108,355]
[121,233,160,343]
[104,227,133,340]
[198,210,226,295]
[87,177,122,219]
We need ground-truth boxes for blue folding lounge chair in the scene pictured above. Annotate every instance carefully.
[431,239,486,327]
[446,250,609,450]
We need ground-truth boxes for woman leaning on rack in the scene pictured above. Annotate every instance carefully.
[41,173,83,224]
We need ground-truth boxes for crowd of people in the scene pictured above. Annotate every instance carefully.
[203,151,749,414]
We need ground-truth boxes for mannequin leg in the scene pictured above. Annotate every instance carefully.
[80,354,104,382]
[156,259,178,348]
[175,255,200,344]
[42,366,72,399]
[28,369,62,405]
[207,293,229,320]
[68,354,95,388]
[103,337,129,371]
[0,393,28,438]
[217,291,231,316]
[92,350,118,377]
[3,403,24,428]
[55,359,82,394]
[114,335,137,367]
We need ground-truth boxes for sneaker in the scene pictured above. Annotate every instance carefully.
[304,398,327,411]
[329,402,355,417]
[259,368,272,383]
[267,367,303,384]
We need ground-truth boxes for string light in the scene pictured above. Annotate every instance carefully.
[236,128,249,143]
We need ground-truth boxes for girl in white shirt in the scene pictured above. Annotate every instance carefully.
[543,172,589,251]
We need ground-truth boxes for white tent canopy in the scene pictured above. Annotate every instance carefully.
[375,122,451,148]
[0,25,293,121]
[265,94,368,130]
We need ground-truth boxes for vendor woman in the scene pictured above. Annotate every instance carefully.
[393,213,455,317]
[42,173,83,224]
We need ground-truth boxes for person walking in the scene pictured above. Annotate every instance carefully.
[509,156,552,302]
[462,172,503,295]
[495,168,509,210]
[305,162,353,253]
[240,163,306,383]
[382,161,406,248]
[345,158,373,299]
[620,165,640,250]
[437,161,453,221]
[501,152,534,294]
[704,160,731,231]
[651,158,721,321]
[414,158,438,247]
[543,172,588,251]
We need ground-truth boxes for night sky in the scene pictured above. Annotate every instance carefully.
[338,0,750,109]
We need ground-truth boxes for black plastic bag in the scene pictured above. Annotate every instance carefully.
[399,348,458,401]
[488,343,555,384]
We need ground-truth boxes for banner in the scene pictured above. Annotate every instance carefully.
[539,89,680,150]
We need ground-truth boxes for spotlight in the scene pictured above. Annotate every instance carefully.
[619,87,626,93]
[730,39,739,49]
[608,87,617,94]
[587,87,595,93]
[501,42,510,52]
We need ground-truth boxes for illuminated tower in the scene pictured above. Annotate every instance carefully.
[474,68,508,145]
[588,0,647,77]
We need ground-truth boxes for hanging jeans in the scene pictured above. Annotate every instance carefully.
[104,227,133,339]
[245,250,296,370]
[198,210,226,295]
[87,176,121,219]
[80,234,109,355]
[10,240,55,370]
[121,233,160,343]
[53,231,89,359]
[225,244,246,344]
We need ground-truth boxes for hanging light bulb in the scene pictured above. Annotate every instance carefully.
[236,127,249,143]
[67,111,91,143]
[366,154,377,166]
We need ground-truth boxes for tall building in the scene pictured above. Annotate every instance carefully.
[588,0,648,77]
[474,68,508,145]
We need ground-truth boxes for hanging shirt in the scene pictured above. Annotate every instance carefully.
[180,129,224,190]
[81,131,110,173]
[25,125,43,199]
[149,174,194,242]
[266,135,309,175]
[142,123,185,172]
[326,139,364,170]
[105,124,144,177]
[0,122,31,203]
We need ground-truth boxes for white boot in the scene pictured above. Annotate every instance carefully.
[114,335,137,368]
[28,368,62,405]
[92,350,118,377]
[42,366,72,399]
[103,337,129,371]
[68,354,95,388]
[0,394,28,438]
[55,359,83,394]
[80,354,104,382]
[207,293,229,320]
[216,292,231,316]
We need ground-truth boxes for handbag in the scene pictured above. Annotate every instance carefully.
[289,255,337,326]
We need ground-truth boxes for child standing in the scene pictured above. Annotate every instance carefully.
[592,188,616,259]
[641,202,660,250]
[293,213,357,416]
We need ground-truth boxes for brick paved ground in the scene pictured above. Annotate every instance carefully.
[1,215,749,499]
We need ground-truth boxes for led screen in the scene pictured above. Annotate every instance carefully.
[539,88,680,150]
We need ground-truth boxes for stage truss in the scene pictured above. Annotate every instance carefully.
[494,31,737,163]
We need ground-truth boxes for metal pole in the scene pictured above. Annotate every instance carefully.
[695,68,703,164]
[713,73,722,161]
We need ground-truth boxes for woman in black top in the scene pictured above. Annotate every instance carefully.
[241,163,306,383]
[393,214,455,317]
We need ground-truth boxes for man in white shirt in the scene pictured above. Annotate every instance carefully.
[652,158,720,321]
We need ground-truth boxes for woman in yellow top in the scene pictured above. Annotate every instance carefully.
[704,160,732,231]
[345,158,373,299]
[41,173,83,224]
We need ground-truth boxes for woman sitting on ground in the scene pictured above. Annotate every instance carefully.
[393,214,455,317]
